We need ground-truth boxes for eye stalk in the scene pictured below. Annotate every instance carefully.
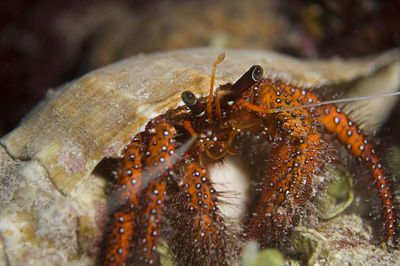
[251,65,263,81]
[182,65,263,117]
[222,65,264,103]
[181,91,205,116]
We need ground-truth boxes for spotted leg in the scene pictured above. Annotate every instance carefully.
[246,130,324,247]
[275,84,398,244]
[128,120,178,265]
[318,105,397,244]
[104,135,144,265]
[104,119,177,265]
[165,159,233,265]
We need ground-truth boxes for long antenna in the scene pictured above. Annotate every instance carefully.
[271,91,400,113]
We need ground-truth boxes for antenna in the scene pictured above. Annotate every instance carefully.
[271,91,400,113]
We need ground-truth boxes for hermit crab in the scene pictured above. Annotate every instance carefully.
[102,52,400,265]
[1,48,400,265]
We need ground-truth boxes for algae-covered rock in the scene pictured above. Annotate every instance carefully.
[317,165,354,220]
[292,227,328,265]
[241,241,284,266]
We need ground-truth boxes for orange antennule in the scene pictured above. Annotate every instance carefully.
[207,52,225,121]
[215,90,224,119]
[183,120,197,137]
[236,99,273,114]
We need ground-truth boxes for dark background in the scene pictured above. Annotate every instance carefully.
[1,0,400,138]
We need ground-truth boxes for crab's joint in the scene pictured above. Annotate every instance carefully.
[182,91,205,117]
[222,65,264,104]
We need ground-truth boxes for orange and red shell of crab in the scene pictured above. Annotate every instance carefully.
[101,66,398,265]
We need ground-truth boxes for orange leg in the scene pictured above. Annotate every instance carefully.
[166,160,231,265]
[131,180,167,265]
[270,81,397,244]
[104,136,143,265]
[104,120,177,265]
[318,104,396,243]
[246,131,324,247]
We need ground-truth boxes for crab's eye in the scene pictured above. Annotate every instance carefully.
[182,91,196,105]
[251,65,263,81]
[222,65,264,103]
[181,91,205,116]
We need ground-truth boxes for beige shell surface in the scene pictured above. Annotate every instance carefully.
[0,47,400,265]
